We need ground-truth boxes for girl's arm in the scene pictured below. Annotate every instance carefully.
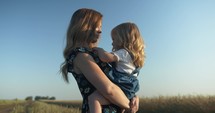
[74,53,130,109]
[93,47,117,62]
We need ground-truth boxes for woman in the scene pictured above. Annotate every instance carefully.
[60,8,139,113]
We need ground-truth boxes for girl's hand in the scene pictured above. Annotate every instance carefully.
[92,47,104,52]
[92,47,104,55]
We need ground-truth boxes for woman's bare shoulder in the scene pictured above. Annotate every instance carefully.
[75,52,94,62]
[73,52,96,71]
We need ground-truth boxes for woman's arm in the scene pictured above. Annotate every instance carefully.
[93,47,117,62]
[74,53,130,109]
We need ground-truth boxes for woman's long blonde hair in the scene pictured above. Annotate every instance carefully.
[111,22,145,68]
[61,8,103,83]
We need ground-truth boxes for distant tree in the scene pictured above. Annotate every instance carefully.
[49,96,56,100]
[34,96,56,100]
[25,96,33,101]
[35,96,41,101]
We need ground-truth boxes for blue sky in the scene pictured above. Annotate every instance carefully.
[0,0,215,100]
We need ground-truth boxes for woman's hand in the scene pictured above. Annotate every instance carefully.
[124,96,139,113]
[130,96,139,113]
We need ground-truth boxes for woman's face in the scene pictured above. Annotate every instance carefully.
[96,21,102,34]
[92,21,102,47]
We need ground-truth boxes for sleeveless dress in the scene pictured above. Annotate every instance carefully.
[67,47,121,113]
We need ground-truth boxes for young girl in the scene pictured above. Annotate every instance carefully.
[60,8,139,113]
[89,22,145,113]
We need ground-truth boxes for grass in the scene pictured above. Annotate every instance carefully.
[42,95,215,113]
[0,99,25,105]
[40,100,82,108]
[138,95,215,113]
[1,95,215,113]
[11,101,80,113]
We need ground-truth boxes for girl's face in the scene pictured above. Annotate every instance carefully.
[112,36,121,50]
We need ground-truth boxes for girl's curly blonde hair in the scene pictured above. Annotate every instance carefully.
[111,22,145,68]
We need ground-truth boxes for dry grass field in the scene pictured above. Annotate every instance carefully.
[0,100,80,113]
[138,95,215,113]
[0,95,215,113]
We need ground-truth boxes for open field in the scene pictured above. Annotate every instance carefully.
[0,100,26,113]
[40,100,82,108]
[0,100,80,113]
[138,95,215,113]
[0,95,215,113]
